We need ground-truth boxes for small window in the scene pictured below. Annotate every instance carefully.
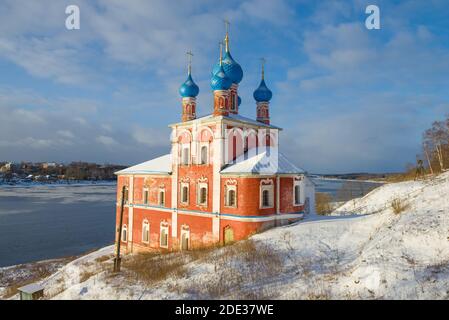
[143,188,149,204]
[260,185,273,208]
[182,147,190,165]
[228,189,236,207]
[121,224,127,242]
[181,184,189,204]
[199,187,207,205]
[142,221,149,243]
[181,226,190,251]
[200,145,208,164]
[225,186,237,207]
[262,190,270,207]
[123,187,129,204]
[159,190,165,206]
[160,225,168,248]
[294,185,301,205]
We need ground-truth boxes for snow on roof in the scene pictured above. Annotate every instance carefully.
[170,113,281,129]
[225,113,281,129]
[18,283,44,294]
[221,147,306,175]
[115,154,172,175]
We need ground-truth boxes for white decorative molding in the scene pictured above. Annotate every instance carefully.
[260,178,274,186]
[180,177,190,183]
[160,220,169,227]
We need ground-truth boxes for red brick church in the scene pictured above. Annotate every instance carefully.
[115,27,315,253]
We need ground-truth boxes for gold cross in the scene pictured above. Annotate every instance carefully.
[224,19,230,35]
[186,51,193,74]
[260,57,266,79]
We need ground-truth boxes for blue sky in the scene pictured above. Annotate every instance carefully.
[0,0,448,173]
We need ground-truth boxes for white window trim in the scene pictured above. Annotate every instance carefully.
[197,182,208,206]
[142,220,150,244]
[180,226,190,250]
[293,181,302,206]
[160,223,169,249]
[260,185,274,209]
[121,224,128,242]
[180,182,189,204]
[225,185,237,208]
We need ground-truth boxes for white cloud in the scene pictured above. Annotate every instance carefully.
[96,135,118,146]
[131,126,169,148]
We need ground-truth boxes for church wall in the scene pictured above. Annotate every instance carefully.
[280,177,304,213]
[115,205,129,253]
[218,219,279,243]
[132,176,172,207]
[178,165,214,213]
[177,214,215,249]
[220,176,277,216]
[131,207,173,251]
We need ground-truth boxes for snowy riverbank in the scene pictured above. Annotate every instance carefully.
[2,172,449,299]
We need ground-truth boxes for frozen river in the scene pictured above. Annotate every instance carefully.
[0,179,380,267]
[0,183,116,267]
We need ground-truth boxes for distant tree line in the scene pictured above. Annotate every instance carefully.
[0,161,126,182]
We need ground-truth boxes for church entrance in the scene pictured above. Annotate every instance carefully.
[224,226,234,245]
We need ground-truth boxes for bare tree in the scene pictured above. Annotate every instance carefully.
[422,141,434,175]
[423,121,448,172]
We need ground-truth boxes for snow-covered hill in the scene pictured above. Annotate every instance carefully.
[4,172,449,300]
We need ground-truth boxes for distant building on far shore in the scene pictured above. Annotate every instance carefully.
[0,162,12,173]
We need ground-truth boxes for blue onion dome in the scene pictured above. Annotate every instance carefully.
[211,65,232,91]
[238,96,241,106]
[212,51,243,84]
[253,79,272,102]
[179,73,199,98]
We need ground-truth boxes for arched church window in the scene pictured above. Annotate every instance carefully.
[142,220,149,243]
[160,223,169,248]
[197,183,207,206]
[228,189,236,207]
[159,189,165,206]
[121,224,128,242]
[200,145,208,164]
[182,146,190,165]
[260,181,274,208]
[262,190,270,207]
[181,184,189,204]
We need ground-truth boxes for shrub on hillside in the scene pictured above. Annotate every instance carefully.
[391,198,409,214]
[316,192,333,215]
